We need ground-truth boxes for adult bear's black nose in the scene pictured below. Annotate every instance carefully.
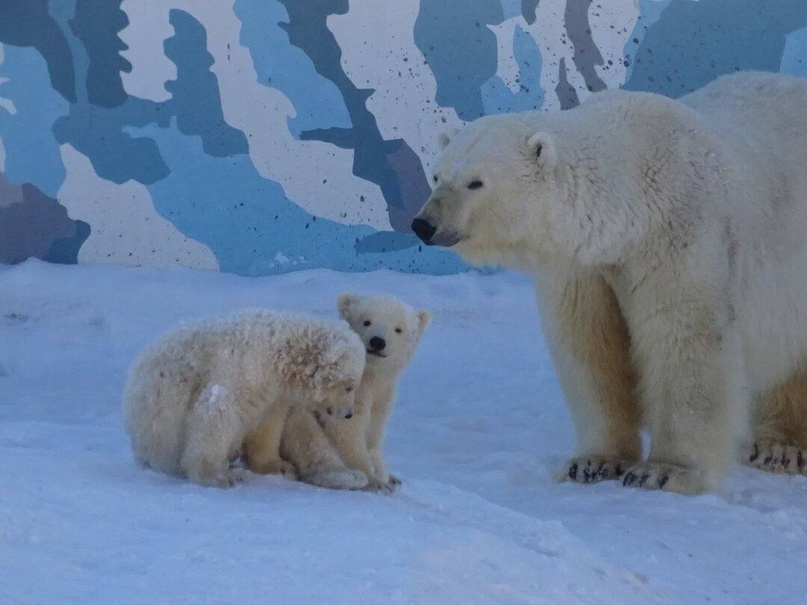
[369,336,386,351]
[411,218,436,244]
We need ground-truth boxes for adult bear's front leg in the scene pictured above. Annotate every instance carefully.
[537,270,642,485]
[622,263,747,494]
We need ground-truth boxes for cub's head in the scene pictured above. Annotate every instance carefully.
[411,115,566,268]
[305,326,365,419]
[337,293,430,376]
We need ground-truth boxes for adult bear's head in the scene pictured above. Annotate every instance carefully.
[411,105,653,269]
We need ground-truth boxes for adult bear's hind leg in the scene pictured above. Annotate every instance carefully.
[748,369,807,475]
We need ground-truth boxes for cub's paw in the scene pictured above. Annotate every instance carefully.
[364,474,402,495]
[249,459,299,479]
[748,441,806,475]
[556,456,633,484]
[621,462,706,494]
[307,469,369,491]
[195,468,252,489]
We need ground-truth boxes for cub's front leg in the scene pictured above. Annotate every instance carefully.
[537,271,642,485]
[242,401,297,478]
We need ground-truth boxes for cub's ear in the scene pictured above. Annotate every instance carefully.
[417,309,432,334]
[337,293,360,320]
[525,131,556,167]
[437,127,459,151]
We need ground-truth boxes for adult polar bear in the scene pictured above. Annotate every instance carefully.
[412,72,807,495]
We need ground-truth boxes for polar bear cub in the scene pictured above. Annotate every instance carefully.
[244,294,430,492]
[124,309,365,488]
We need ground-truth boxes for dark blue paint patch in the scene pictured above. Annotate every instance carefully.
[0,176,84,264]
[69,0,131,108]
[234,0,351,138]
[53,99,171,185]
[52,8,250,186]
[624,0,807,97]
[522,0,541,24]
[481,24,545,114]
[44,220,91,264]
[278,0,432,230]
[556,57,580,109]
[414,0,504,120]
[0,0,76,103]
[137,120,468,276]
[565,0,606,94]
[164,10,249,157]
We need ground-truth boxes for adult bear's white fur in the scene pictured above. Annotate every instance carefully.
[413,72,807,494]
[124,309,365,488]
[244,294,430,492]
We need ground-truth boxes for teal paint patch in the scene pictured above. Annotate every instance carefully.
[780,26,807,77]
[481,24,545,114]
[624,0,807,97]
[0,46,68,197]
[235,0,351,138]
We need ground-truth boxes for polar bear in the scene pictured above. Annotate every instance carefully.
[124,309,365,488]
[243,294,430,492]
[411,71,807,494]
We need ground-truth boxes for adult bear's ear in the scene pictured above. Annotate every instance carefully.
[437,127,459,150]
[526,131,556,167]
[417,309,431,334]
[337,293,359,320]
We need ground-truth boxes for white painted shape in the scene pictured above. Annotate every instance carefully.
[524,0,589,111]
[588,1,640,89]
[57,144,219,270]
[328,2,464,175]
[119,2,175,103]
[160,1,390,231]
[488,20,522,94]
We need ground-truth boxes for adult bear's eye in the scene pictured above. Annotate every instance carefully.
[432,175,438,184]
[468,180,484,190]
[395,327,402,334]
[363,320,371,327]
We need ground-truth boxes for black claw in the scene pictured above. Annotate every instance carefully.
[797,450,805,471]
[763,454,774,466]
[749,443,760,463]
[638,472,651,487]
[657,474,669,488]
[623,471,636,487]
[615,464,624,477]
[568,462,579,481]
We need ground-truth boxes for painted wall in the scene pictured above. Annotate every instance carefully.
[0,0,805,276]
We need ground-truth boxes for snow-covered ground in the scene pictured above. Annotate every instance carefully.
[1,259,805,605]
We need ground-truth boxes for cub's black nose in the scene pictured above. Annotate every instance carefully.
[369,336,386,351]
[411,218,436,244]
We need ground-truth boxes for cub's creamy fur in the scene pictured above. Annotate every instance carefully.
[245,294,430,492]
[124,309,365,488]
[412,72,807,494]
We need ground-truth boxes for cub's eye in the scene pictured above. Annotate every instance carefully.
[395,327,403,334]
[432,175,438,184]
[468,180,484,190]
[363,320,371,327]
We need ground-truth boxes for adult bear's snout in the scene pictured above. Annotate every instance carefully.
[411,218,437,244]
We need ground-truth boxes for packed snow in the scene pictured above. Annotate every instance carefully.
[1,259,805,604]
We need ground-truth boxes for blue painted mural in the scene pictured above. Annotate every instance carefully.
[0,0,804,275]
